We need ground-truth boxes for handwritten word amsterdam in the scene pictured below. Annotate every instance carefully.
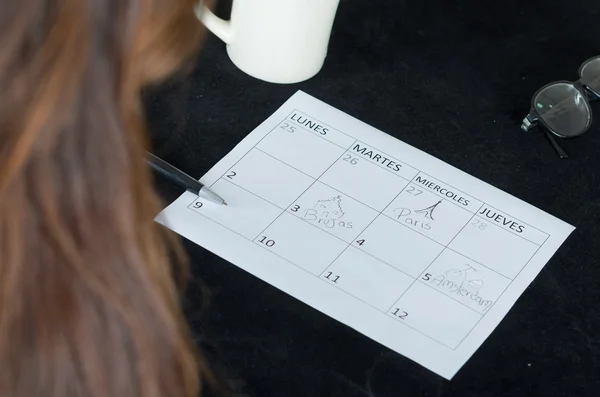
[423,267,493,312]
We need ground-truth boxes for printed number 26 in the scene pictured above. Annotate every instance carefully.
[343,154,359,165]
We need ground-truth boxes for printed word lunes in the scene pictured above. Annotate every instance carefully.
[290,113,329,135]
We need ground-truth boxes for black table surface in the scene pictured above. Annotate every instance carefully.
[144,1,600,395]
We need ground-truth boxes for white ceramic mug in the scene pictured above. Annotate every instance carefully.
[195,0,341,84]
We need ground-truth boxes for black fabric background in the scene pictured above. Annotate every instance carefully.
[144,1,600,395]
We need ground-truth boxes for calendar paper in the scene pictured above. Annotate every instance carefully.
[156,91,574,379]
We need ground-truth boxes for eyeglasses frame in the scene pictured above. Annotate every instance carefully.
[521,55,600,158]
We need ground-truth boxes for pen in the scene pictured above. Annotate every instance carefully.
[146,152,227,206]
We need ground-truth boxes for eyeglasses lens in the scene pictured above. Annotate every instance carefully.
[534,82,591,137]
[580,57,600,94]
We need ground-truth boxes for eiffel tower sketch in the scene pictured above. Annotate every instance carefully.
[414,200,442,220]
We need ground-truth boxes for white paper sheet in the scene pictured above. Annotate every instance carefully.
[156,91,575,379]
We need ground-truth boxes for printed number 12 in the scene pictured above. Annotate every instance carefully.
[391,308,408,319]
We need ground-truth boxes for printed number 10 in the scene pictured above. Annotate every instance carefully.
[258,236,275,247]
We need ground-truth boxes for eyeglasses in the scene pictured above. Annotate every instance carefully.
[521,55,600,158]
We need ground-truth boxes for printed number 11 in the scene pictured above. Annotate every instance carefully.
[324,272,340,283]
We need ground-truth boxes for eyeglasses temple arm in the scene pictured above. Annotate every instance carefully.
[542,129,569,158]
[522,115,569,159]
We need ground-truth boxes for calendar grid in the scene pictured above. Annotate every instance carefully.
[289,108,355,139]
[207,110,296,190]
[416,276,490,315]
[184,201,457,348]
[378,212,514,281]
[286,118,349,151]
[250,138,358,242]
[384,203,484,316]
[288,109,550,239]
[471,212,546,246]
[384,247,447,314]
[315,168,415,266]
[185,109,555,351]
[454,233,550,347]
[219,177,283,210]
[287,117,419,181]
[253,146,405,213]
[261,109,550,243]
[316,174,415,277]
[212,173,512,289]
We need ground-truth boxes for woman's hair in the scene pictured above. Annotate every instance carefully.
[0,0,218,396]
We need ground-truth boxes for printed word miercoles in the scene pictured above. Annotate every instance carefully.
[290,113,329,135]
[414,175,469,207]
[351,143,402,172]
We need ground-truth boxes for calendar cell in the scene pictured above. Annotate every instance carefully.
[475,205,548,245]
[223,148,314,208]
[388,282,481,349]
[285,110,356,148]
[256,120,348,178]
[287,181,379,243]
[383,184,473,245]
[188,179,281,240]
[319,149,410,211]
[418,249,511,314]
[353,215,444,278]
[255,211,348,275]
[322,246,413,311]
[346,141,419,181]
[412,173,482,214]
[448,217,540,279]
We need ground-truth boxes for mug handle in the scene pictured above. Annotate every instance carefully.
[195,2,234,44]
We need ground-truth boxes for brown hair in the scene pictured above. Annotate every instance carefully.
[0,0,219,396]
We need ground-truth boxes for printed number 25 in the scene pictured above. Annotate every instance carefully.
[280,123,296,133]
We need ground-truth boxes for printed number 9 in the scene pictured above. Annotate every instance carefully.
[193,201,203,209]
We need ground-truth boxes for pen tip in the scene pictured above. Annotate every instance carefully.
[223,201,228,206]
